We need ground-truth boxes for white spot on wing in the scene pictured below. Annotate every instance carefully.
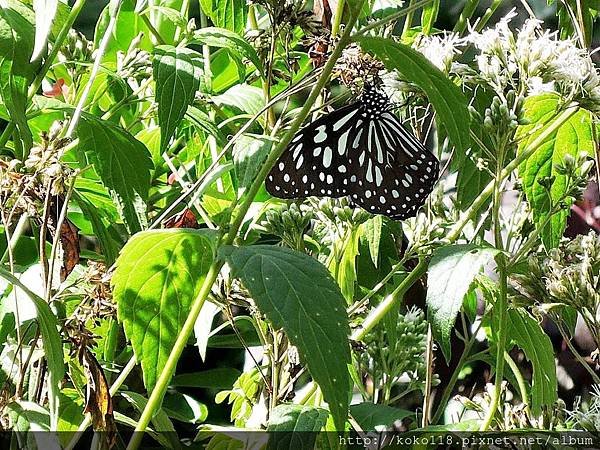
[323,146,332,168]
[314,125,327,143]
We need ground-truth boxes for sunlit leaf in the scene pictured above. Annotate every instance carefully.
[517,93,594,249]
[113,230,216,391]
[426,244,500,362]
[221,245,351,430]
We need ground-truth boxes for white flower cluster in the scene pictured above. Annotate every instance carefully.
[382,11,600,109]
[467,10,600,105]
[414,32,465,74]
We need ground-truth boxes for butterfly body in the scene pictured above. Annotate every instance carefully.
[266,88,439,220]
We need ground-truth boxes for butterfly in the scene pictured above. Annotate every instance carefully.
[265,86,439,220]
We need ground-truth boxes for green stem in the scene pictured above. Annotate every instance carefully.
[127,7,365,447]
[141,12,167,45]
[453,0,479,33]
[331,0,346,38]
[504,351,531,412]
[481,157,509,430]
[401,0,416,37]
[66,0,123,137]
[351,259,427,341]
[431,326,479,424]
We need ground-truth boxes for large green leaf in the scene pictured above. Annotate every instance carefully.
[199,0,247,35]
[0,268,65,431]
[112,229,216,391]
[517,93,594,249]
[426,244,500,362]
[220,245,351,430]
[153,45,204,152]
[507,308,557,415]
[0,1,36,156]
[192,27,262,73]
[357,36,470,157]
[349,402,412,431]
[75,114,153,233]
[267,404,329,450]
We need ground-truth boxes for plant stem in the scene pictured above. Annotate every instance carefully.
[504,351,531,413]
[431,326,479,424]
[141,13,167,45]
[127,4,367,445]
[480,176,508,431]
[351,259,427,341]
[331,0,346,38]
[401,0,416,37]
[66,0,124,138]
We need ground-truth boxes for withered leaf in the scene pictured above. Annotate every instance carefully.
[163,208,199,229]
[81,348,116,448]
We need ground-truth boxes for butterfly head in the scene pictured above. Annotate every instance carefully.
[359,86,390,120]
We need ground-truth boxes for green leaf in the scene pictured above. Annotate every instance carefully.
[361,216,382,267]
[330,228,361,302]
[57,389,85,446]
[426,244,500,362]
[517,93,595,249]
[113,229,216,391]
[421,0,440,35]
[72,190,120,266]
[213,84,265,115]
[507,308,557,415]
[186,105,226,144]
[0,1,36,156]
[162,391,208,423]
[0,268,65,431]
[220,245,351,430]
[194,300,220,361]
[192,27,262,73]
[267,404,329,449]
[233,134,273,193]
[76,114,154,233]
[153,45,204,152]
[357,36,470,156]
[349,403,412,431]
[199,0,248,34]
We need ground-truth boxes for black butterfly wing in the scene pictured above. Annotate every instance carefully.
[266,103,362,199]
[347,112,439,220]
